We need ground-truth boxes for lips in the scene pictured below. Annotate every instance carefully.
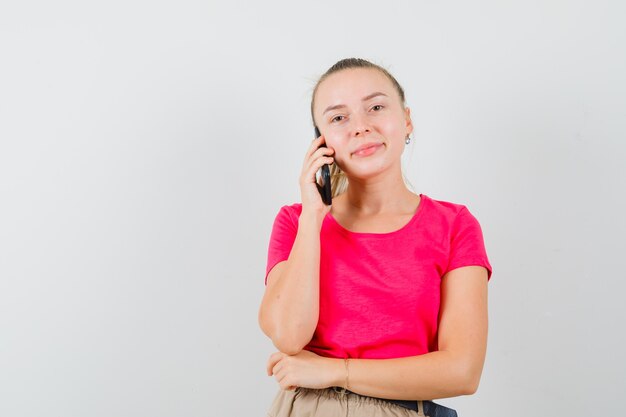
[352,142,383,156]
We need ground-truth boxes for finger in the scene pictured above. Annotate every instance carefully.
[311,146,334,159]
[273,368,286,387]
[271,356,288,378]
[303,151,334,177]
[274,354,292,378]
[277,373,294,391]
[304,156,334,181]
[305,147,335,169]
[304,136,327,161]
[266,352,283,376]
[266,353,276,375]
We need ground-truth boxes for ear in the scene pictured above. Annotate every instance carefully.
[404,107,414,136]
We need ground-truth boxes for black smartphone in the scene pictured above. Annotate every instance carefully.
[314,126,332,205]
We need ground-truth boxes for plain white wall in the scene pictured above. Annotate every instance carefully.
[1,1,624,416]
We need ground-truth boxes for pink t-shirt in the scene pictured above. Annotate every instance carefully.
[264,193,493,360]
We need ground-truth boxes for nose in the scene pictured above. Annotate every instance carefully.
[352,113,371,137]
[354,127,371,137]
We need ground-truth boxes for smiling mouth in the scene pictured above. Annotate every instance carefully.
[352,143,383,156]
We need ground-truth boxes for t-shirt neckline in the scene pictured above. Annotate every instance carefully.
[326,193,428,237]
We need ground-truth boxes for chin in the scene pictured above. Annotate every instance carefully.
[343,163,389,180]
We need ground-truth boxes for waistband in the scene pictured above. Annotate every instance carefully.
[329,386,458,417]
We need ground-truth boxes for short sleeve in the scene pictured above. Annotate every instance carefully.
[264,205,299,286]
[445,206,493,281]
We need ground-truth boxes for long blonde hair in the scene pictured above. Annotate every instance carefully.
[310,58,415,197]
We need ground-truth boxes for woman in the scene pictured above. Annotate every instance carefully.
[258,58,493,417]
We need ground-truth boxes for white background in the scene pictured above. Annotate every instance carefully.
[1,1,625,416]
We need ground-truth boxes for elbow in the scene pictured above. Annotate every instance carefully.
[457,363,483,395]
[260,313,310,355]
[273,340,305,356]
[272,332,310,355]
[462,376,480,395]
[444,351,483,396]
[258,307,273,339]
[258,307,315,354]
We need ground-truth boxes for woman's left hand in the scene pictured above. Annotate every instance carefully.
[266,349,340,391]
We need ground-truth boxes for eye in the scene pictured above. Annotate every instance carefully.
[371,104,384,111]
[331,115,345,123]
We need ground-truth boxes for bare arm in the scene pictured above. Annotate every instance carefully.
[258,135,334,355]
[325,266,489,399]
[258,211,325,355]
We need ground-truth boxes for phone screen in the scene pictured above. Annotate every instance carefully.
[314,126,332,205]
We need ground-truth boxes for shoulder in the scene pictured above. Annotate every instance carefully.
[278,202,303,216]
[273,202,303,225]
[421,194,486,236]
[423,194,470,221]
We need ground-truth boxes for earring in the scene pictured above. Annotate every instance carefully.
[405,135,412,145]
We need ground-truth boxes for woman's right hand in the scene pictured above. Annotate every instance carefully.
[299,135,334,217]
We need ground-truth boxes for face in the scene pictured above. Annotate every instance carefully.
[313,68,413,180]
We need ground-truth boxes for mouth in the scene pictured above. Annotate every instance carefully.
[352,143,384,157]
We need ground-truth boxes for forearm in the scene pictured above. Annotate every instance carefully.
[269,212,324,354]
[329,351,479,400]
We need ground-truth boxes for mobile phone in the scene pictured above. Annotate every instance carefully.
[314,126,332,205]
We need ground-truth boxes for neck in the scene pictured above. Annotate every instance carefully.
[342,172,417,216]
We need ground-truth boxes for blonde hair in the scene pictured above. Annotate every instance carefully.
[310,58,415,197]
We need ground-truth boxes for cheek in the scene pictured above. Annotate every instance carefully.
[324,137,344,155]
[382,117,405,136]
[325,141,349,167]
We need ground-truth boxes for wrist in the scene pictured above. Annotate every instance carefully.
[328,357,349,389]
[299,210,325,229]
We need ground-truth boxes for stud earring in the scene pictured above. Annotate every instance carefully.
[405,135,412,145]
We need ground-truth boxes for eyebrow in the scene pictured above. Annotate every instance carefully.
[322,92,388,115]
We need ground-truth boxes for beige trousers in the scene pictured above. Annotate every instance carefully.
[266,387,430,417]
